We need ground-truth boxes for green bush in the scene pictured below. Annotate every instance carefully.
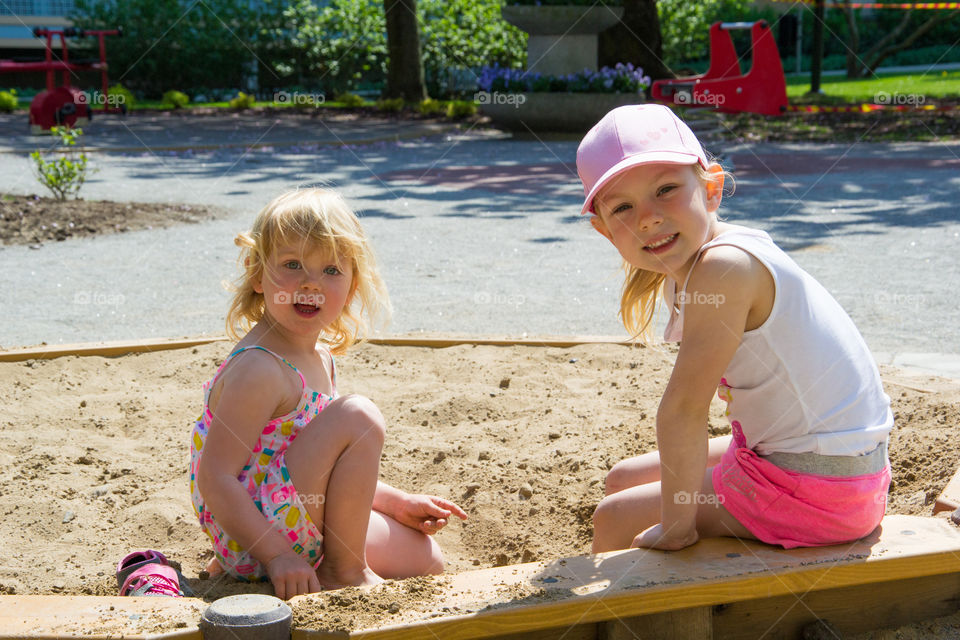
[418,98,446,115]
[72,0,277,96]
[446,100,476,118]
[108,84,135,110]
[0,89,18,112]
[375,97,404,112]
[657,0,752,64]
[229,92,256,109]
[334,92,367,107]
[162,90,190,109]
[30,126,92,201]
[278,0,526,97]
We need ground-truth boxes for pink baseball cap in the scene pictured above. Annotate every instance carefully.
[576,104,709,215]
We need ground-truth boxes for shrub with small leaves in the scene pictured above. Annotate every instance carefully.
[375,97,404,112]
[30,126,92,201]
[162,90,190,109]
[418,98,446,115]
[229,91,256,109]
[0,89,18,112]
[108,84,135,109]
[446,100,477,119]
[334,92,366,107]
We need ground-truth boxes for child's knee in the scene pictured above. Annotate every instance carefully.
[336,394,386,444]
[423,535,444,575]
[604,463,632,496]
[592,494,618,534]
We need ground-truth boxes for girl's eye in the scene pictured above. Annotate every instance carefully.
[324,265,341,276]
[612,203,631,215]
[657,185,676,197]
[284,260,301,270]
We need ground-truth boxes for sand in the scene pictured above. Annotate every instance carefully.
[1,340,959,636]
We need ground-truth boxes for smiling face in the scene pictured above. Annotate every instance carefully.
[253,236,355,341]
[590,162,724,283]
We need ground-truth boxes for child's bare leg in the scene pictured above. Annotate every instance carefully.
[285,394,385,589]
[365,510,444,578]
[605,435,732,496]
[593,462,752,553]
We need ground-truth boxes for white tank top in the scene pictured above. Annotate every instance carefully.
[663,227,892,456]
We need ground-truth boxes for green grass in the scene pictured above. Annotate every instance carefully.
[786,70,960,104]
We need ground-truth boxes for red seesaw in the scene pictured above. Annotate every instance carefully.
[652,21,788,116]
[0,26,123,133]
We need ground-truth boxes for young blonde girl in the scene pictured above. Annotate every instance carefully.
[578,105,892,553]
[189,188,466,597]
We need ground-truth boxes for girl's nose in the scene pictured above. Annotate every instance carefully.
[633,207,663,231]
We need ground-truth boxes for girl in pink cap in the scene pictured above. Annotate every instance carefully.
[580,105,892,553]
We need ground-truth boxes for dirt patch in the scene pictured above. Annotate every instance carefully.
[0,193,222,247]
[0,342,958,635]
[719,106,960,143]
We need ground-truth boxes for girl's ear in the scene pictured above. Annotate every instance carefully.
[589,214,613,241]
[247,257,264,294]
[705,164,725,210]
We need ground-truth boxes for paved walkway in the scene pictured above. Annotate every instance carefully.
[1,112,958,379]
[0,110,456,154]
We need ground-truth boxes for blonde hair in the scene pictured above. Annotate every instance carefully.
[226,188,391,354]
[618,162,734,341]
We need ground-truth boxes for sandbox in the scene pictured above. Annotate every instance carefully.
[1,337,959,638]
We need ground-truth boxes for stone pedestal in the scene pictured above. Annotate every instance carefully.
[501,5,624,76]
[480,92,642,133]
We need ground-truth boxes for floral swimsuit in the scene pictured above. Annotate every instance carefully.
[189,345,335,581]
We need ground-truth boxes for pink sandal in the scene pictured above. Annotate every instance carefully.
[116,550,193,597]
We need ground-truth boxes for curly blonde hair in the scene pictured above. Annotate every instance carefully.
[226,188,390,354]
[618,162,733,341]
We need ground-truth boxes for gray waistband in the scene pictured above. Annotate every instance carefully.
[760,440,888,477]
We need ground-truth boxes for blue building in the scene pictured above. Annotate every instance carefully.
[0,1,76,51]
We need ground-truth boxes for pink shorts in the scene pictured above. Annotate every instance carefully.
[712,437,890,549]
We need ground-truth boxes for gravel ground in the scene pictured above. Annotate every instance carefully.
[1,120,958,367]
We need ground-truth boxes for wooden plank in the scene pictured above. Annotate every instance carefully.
[0,595,205,639]
[601,607,712,639]
[934,465,960,513]
[0,335,637,362]
[288,516,960,640]
[712,571,960,639]
[0,337,228,362]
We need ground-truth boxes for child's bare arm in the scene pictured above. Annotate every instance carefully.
[647,246,765,548]
[374,481,467,534]
[196,352,301,568]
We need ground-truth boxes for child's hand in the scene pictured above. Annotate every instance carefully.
[630,523,699,552]
[393,494,468,535]
[265,550,321,599]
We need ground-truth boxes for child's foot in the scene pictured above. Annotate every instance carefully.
[315,563,383,590]
[204,556,224,578]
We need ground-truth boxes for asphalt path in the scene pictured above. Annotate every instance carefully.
[1,113,958,377]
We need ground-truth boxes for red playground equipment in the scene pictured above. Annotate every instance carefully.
[0,26,123,132]
[652,21,788,116]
